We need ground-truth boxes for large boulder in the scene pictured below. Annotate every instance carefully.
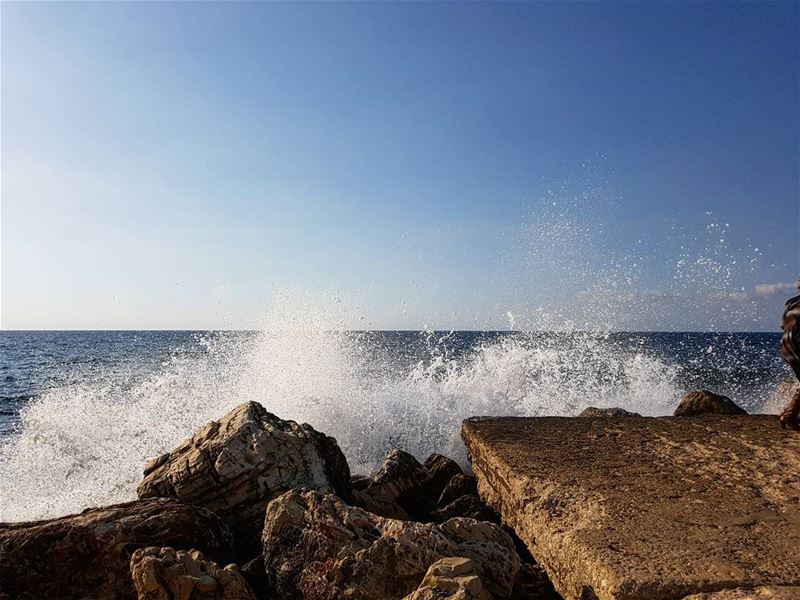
[674,390,747,416]
[402,557,492,600]
[138,401,350,556]
[130,546,256,600]
[0,498,232,600]
[261,489,521,600]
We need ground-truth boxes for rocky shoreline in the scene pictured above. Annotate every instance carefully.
[0,388,797,600]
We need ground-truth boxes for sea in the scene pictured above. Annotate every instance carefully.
[0,328,792,523]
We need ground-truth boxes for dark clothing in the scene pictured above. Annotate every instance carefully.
[779,293,800,427]
[781,294,800,380]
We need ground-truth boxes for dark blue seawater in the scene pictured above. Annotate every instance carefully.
[0,330,789,436]
[0,329,792,521]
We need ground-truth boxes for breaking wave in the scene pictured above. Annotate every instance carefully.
[0,299,683,522]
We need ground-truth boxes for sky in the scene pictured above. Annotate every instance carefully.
[1,1,798,331]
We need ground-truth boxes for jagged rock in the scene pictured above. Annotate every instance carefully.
[0,498,232,600]
[130,547,256,600]
[350,448,433,520]
[352,450,473,523]
[432,495,497,524]
[674,390,747,416]
[137,401,350,557]
[402,557,492,600]
[350,474,371,491]
[438,474,478,507]
[424,453,465,495]
[261,489,521,600]
[578,406,642,418]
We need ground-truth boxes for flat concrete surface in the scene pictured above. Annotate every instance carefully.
[461,416,800,600]
[682,587,800,599]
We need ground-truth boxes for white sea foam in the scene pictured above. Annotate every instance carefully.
[0,294,682,522]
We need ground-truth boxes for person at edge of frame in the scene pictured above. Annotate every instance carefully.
[779,278,800,430]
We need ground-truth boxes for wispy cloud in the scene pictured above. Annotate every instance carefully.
[754,282,797,297]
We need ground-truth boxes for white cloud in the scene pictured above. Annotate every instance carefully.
[754,282,798,297]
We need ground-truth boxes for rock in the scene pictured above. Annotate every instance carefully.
[240,555,270,600]
[511,563,560,600]
[350,474,371,491]
[261,489,521,600]
[431,495,497,524]
[578,406,642,418]
[402,557,492,600]
[462,416,800,600]
[424,453,465,495]
[138,401,350,557]
[438,474,478,507]
[352,450,471,523]
[674,390,747,416]
[130,547,256,600]
[681,588,800,599]
[0,498,232,600]
[350,448,433,520]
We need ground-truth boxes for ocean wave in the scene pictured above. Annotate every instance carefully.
[0,308,690,522]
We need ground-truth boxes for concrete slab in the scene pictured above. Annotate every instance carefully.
[461,416,800,600]
[682,587,800,599]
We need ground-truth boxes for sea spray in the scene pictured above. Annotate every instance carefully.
[0,304,686,522]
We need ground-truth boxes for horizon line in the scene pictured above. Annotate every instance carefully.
[0,328,783,334]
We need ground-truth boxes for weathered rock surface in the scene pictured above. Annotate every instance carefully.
[261,488,521,600]
[130,546,256,600]
[431,495,497,524]
[681,588,800,599]
[578,406,642,418]
[350,448,435,520]
[402,557,492,600]
[674,390,747,416]
[439,473,479,507]
[138,401,349,555]
[424,453,466,494]
[351,450,481,524]
[462,416,800,600]
[0,498,232,600]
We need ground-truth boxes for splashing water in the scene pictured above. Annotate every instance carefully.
[0,297,690,522]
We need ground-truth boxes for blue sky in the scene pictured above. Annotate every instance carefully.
[2,1,797,330]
